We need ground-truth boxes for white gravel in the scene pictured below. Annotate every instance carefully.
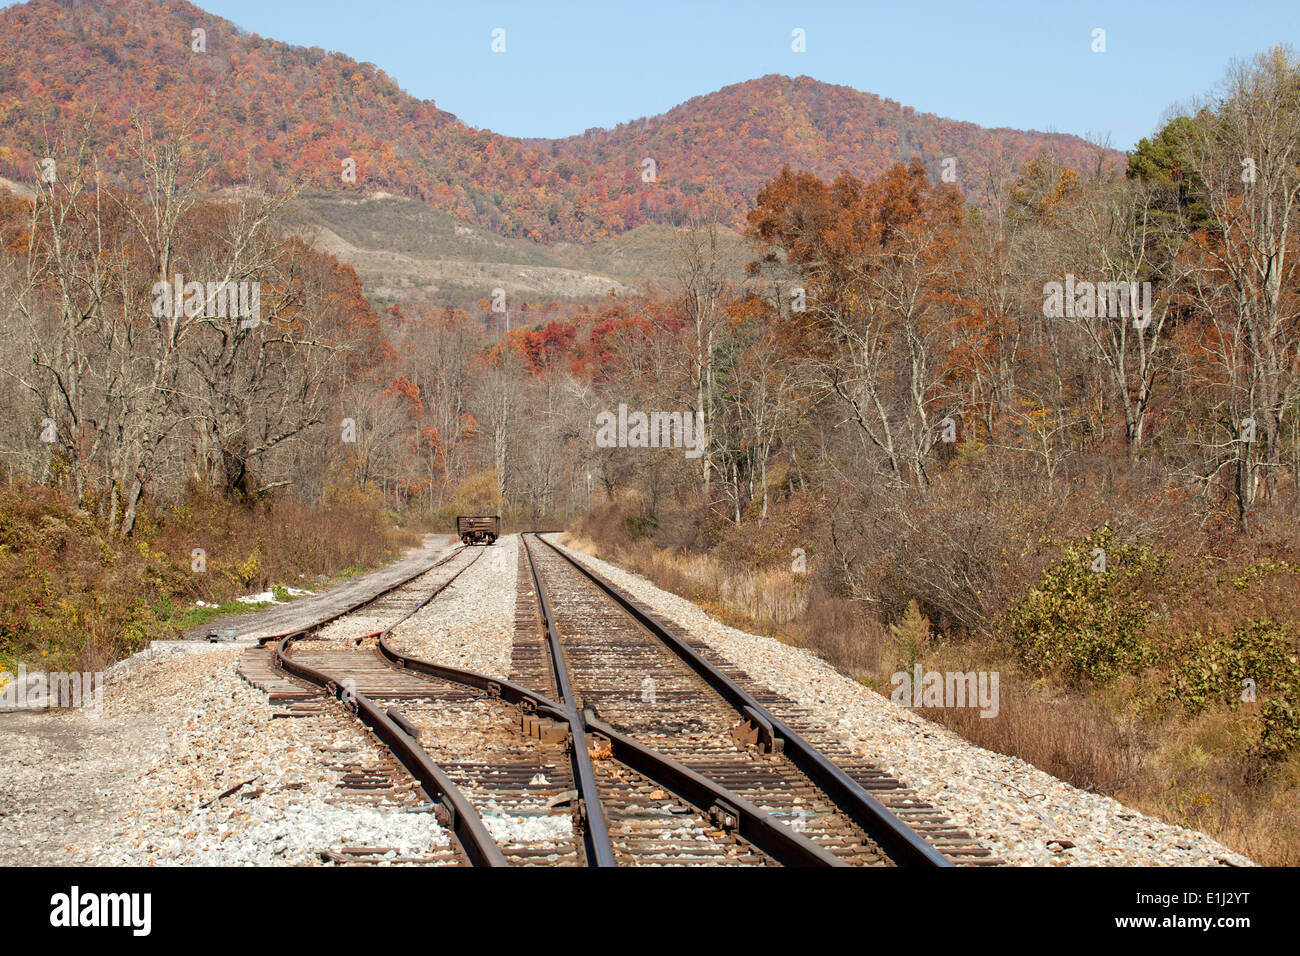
[546,534,1255,867]
[481,805,573,845]
[387,537,517,680]
[176,803,449,866]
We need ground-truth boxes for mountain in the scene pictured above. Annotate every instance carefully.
[532,74,1108,231]
[0,0,1115,244]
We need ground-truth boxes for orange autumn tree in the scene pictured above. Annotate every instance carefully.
[747,159,966,488]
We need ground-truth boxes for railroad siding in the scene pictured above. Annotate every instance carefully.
[180,534,459,643]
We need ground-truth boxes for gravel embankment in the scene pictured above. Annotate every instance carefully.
[546,534,1255,867]
[1,646,451,866]
[386,537,517,679]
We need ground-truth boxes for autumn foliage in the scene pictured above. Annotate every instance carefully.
[0,0,1110,241]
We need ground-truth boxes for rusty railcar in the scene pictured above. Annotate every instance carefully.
[456,515,500,545]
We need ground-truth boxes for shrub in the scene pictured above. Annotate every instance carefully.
[889,599,931,673]
[1169,619,1300,760]
[1171,620,1297,714]
[1004,527,1163,684]
[624,511,657,539]
[0,480,409,671]
[1260,690,1300,759]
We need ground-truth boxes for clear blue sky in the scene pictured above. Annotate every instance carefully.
[12,0,1300,149]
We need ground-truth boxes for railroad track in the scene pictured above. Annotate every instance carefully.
[237,535,994,866]
[248,542,808,865]
[516,533,997,866]
[242,545,509,865]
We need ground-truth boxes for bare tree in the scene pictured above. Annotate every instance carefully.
[675,219,729,495]
[1179,49,1300,521]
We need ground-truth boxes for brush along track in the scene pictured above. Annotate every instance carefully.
[521,534,996,866]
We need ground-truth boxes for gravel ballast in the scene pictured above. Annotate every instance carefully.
[386,537,517,679]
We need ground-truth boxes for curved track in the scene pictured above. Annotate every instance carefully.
[237,535,994,865]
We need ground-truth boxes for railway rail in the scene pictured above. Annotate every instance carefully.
[516,534,993,866]
[245,544,589,865]
[236,534,994,866]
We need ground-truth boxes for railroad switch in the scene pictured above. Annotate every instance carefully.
[709,800,741,833]
[520,711,568,745]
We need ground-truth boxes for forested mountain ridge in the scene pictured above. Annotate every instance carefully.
[533,73,1111,229]
[0,0,1114,242]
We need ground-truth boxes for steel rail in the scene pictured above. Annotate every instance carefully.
[520,533,617,867]
[275,632,508,867]
[256,544,472,647]
[375,636,846,865]
[371,547,485,641]
[582,709,845,867]
[377,636,570,723]
[535,533,953,868]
